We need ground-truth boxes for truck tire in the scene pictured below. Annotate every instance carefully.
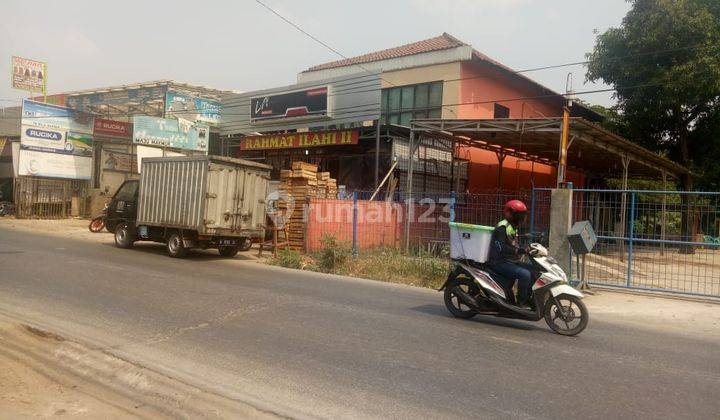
[114,223,135,249]
[218,246,239,257]
[166,232,188,258]
[239,237,252,252]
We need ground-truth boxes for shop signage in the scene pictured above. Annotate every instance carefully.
[20,100,94,156]
[12,56,47,94]
[165,91,220,126]
[94,118,132,138]
[220,73,380,136]
[67,85,167,111]
[240,129,358,151]
[18,100,94,180]
[133,116,209,152]
[251,86,329,123]
[102,150,136,173]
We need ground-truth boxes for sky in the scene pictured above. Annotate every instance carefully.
[1,0,631,109]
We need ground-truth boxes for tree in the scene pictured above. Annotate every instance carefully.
[586,0,720,190]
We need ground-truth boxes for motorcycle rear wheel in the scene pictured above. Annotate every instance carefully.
[89,216,106,233]
[544,294,589,336]
[444,277,479,319]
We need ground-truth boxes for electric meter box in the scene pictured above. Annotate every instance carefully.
[449,222,494,262]
[568,220,597,255]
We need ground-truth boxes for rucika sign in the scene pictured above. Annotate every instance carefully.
[240,129,358,151]
[251,87,329,123]
[94,118,132,138]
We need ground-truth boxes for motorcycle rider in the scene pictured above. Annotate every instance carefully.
[488,200,534,307]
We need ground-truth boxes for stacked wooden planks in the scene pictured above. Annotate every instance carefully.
[279,162,340,251]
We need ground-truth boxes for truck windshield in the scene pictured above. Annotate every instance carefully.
[114,181,138,201]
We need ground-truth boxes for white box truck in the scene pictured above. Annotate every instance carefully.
[108,155,271,258]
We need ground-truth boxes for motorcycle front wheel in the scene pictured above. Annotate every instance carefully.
[544,294,589,336]
[444,276,479,319]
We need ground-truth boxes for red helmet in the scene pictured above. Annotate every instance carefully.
[505,199,528,213]
[504,200,528,223]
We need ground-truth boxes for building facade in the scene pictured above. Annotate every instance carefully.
[299,33,599,191]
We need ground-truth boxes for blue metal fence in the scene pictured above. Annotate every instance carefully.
[536,188,720,298]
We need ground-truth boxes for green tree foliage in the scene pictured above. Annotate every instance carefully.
[586,0,720,188]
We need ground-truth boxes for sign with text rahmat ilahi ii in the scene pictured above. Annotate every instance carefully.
[239,129,359,151]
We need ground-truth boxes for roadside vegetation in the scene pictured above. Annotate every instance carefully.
[268,234,448,289]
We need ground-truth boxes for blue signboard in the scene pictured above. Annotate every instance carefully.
[19,100,94,179]
[165,91,220,126]
[133,116,209,152]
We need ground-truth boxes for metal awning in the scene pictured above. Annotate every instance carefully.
[409,118,688,180]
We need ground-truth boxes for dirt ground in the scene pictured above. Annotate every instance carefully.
[0,315,275,419]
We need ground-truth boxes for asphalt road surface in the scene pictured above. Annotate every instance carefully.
[0,226,718,419]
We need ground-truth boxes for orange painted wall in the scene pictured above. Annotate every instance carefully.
[454,61,584,190]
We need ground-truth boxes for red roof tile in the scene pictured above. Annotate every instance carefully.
[303,33,467,72]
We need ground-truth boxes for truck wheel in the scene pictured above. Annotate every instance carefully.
[218,246,239,257]
[114,223,135,249]
[167,232,188,258]
[239,238,252,252]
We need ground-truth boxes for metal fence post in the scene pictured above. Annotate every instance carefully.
[627,191,636,287]
[352,191,358,258]
[529,188,536,237]
[449,191,456,223]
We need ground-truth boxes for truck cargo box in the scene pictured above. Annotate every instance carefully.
[137,155,271,237]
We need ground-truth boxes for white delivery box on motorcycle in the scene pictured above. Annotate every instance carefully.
[449,222,494,262]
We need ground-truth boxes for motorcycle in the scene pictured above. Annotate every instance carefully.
[0,201,15,217]
[88,203,109,233]
[440,243,589,336]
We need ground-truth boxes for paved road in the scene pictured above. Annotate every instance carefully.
[0,226,718,419]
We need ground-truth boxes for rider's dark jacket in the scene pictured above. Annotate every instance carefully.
[488,219,522,263]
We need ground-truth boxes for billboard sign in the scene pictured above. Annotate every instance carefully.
[240,129,359,151]
[19,100,94,179]
[12,56,47,93]
[102,150,136,173]
[220,72,381,135]
[20,100,94,156]
[165,91,220,125]
[250,86,329,123]
[67,85,167,111]
[94,118,132,138]
[133,116,209,152]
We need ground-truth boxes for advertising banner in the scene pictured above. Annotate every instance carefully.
[94,118,132,138]
[251,86,329,123]
[20,100,94,156]
[165,91,220,126]
[18,149,92,179]
[19,100,94,180]
[67,85,167,111]
[101,150,136,173]
[12,56,47,93]
[239,129,359,151]
[133,116,209,152]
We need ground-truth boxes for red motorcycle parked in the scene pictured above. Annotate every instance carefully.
[88,203,109,233]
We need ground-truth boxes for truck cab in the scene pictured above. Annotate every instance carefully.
[105,180,139,234]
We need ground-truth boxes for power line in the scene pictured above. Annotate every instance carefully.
[255,0,397,89]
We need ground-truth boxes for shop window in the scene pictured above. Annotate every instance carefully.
[382,81,443,126]
[494,103,510,118]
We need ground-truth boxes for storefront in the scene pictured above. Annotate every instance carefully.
[222,72,467,194]
[0,80,230,218]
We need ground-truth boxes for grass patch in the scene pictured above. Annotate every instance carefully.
[267,240,449,289]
